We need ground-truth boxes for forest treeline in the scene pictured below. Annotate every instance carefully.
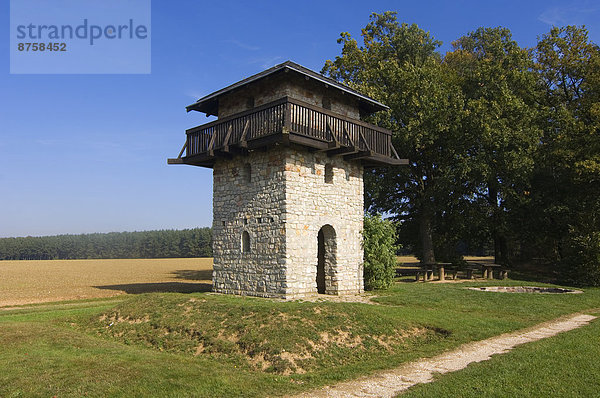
[0,228,212,260]
[324,13,600,285]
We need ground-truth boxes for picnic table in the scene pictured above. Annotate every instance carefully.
[467,262,508,279]
[418,262,453,281]
[402,261,508,282]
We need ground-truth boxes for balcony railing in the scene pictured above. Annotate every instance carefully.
[169,97,405,167]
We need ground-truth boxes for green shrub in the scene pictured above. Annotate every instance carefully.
[363,214,398,290]
[562,229,600,286]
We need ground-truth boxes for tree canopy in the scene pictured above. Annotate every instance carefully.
[325,13,600,285]
[323,12,466,264]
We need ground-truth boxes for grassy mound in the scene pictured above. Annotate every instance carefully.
[3,281,599,397]
[83,293,447,375]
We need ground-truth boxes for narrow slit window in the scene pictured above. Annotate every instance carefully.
[246,96,255,109]
[244,163,252,183]
[242,231,251,253]
[324,164,333,184]
[322,96,331,110]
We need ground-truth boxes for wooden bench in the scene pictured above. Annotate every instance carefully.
[395,267,421,281]
[465,265,480,279]
[467,262,505,279]
[415,267,434,282]
[419,263,453,281]
[446,267,459,280]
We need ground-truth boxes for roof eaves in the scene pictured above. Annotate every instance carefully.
[186,61,388,113]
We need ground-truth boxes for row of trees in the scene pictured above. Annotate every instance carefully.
[324,13,600,285]
[0,228,212,260]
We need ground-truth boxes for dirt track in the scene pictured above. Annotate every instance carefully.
[0,258,213,307]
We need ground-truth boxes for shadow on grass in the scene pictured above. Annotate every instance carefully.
[507,270,560,285]
[171,269,213,281]
[93,282,212,294]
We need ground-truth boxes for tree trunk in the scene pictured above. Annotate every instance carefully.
[419,209,436,264]
[489,184,507,265]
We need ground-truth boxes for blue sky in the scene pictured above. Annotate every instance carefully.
[1,0,599,237]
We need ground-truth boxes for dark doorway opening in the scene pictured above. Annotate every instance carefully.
[316,225,336,294]
[317,229,326,294]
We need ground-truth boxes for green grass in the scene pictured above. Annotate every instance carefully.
[1,280,599,397]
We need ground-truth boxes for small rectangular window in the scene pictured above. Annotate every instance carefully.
[242,231,251,253]
[244,163,252,183]
[325,164,333,184]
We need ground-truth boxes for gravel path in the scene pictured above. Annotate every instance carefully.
[291,313,597,398]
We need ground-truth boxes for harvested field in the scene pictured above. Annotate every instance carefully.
[0,258,213,307]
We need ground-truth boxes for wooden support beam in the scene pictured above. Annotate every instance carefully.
[358,154,409,166]
[221,125,233,152]
[315,121,341,152]
[167,140,188,165]
[206,129,217,157]
[326,121,341,147]
[390,142,401,160]
[180,152,215,168]
[177,140,188,158]
[344,150,375,161]
[342,126,355,147]
[288,133,329,150]
[358,130,371,151]
[220,145,247,156]
[239,120,250,148]
[327,145,359,156]
[246,133,284,149]
[317,140,341,152]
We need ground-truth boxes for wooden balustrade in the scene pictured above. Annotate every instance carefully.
[174,96,405,167]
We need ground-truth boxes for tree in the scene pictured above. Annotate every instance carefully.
[363,214,398,290]
[323,12,466,264]
[529,26,600,283]
[445,27,541,265]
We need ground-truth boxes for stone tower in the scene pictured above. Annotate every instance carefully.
[169,61,405,299]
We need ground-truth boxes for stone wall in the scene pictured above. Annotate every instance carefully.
[218,74,361,120]
[212,146,364,299]
[285,74,361,120]
[218,74,290,118]
[283,149,364,297]
[212,150,288,298]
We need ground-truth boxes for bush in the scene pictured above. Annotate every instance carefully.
[363,214,398,290]
[562,229,600,286]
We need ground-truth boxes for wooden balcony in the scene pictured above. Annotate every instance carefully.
[168,97,406,168]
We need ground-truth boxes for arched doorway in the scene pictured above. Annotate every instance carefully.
[317,225,336,294]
